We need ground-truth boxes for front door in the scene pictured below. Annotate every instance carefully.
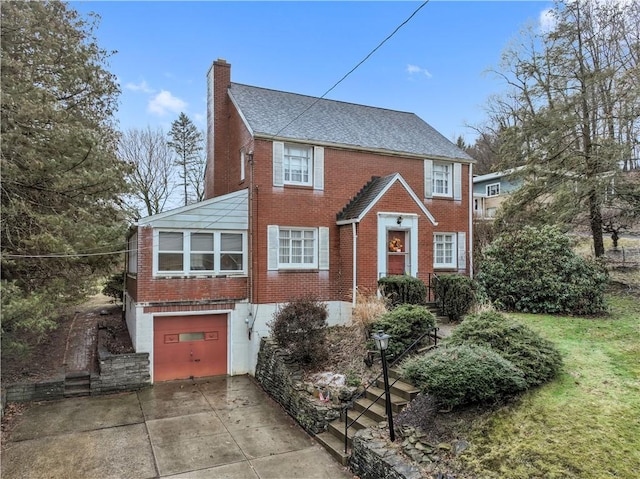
[387,230,409,275]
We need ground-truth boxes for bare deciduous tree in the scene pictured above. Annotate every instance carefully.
[119,127,176,217]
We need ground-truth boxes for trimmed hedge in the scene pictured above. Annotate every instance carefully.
[378,275,427,307]
[402,344,527,408]
[369,304,435,359]
[434,274,476,321]
[446,311,563,387]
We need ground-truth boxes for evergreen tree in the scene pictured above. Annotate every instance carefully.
[1,1,128,354]
[167,112,204,206]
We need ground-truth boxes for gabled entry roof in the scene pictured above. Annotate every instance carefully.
[336,173,437,226]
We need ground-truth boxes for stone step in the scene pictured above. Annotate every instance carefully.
[64,371,91,398]
[315,430,350,466]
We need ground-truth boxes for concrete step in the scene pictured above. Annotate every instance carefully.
[64,372,91,398]
[315,430,350,466]
[327,418,357,447]
[365,385,409,413]
[375,378,420,402]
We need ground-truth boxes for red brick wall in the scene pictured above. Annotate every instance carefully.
[133,227,248,304]
[203,60,471,306]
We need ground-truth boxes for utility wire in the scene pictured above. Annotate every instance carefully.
[7,1,431,260]
[271,0,430,139]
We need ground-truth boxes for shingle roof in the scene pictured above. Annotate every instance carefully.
[337,175,396,222]
[229,83,473,161]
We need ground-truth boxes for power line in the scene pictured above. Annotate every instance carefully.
[271,0,430,140]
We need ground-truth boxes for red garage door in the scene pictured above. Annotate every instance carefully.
[154,314,227,382]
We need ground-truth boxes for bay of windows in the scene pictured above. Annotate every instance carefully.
[156,230,244,275]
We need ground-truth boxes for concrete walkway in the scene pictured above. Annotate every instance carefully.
[1,375,354,479]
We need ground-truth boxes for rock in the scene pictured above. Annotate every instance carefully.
[437,442,452,451]
[453,439,469,455]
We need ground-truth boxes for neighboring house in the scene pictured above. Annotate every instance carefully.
[124,59,475,382]
[472,167,524,219]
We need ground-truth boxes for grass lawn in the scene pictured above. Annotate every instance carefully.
[458,293,640,479]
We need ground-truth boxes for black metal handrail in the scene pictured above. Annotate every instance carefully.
[342,325,439,453]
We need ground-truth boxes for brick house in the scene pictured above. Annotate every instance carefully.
[124,59,475,382]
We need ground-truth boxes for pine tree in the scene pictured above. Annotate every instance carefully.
[167,113,204,206]
[1,1,129,354]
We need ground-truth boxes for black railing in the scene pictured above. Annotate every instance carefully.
[342,326,439,453]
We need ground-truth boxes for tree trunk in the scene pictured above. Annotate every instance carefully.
[589,191,605,257]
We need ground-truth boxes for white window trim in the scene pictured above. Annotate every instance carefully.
[127,232,138,274]
[278,226,318,269]
[433,233,457,269]
[267,225,329,271]
[153,229,247,277]
[273,141,324,190]
[284,143,313,186]
[486,182,500,197]
[240,150,245,182]
[432,162,452,197]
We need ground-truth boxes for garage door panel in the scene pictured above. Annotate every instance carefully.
[154,314,227,382]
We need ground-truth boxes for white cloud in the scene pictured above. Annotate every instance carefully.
[539,8,557,33]
[148,90,187,116]
[407,64,433,79]
[193,113,206,126]
[125,80,154,93]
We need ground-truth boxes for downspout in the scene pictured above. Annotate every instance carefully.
[469,163,474,278]
[352,222,357,308]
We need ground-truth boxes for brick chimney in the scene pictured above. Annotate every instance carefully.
[204,59,231,199]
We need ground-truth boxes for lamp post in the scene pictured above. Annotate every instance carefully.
[372,330,395,442]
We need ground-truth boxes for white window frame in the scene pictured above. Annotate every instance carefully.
[127,232,138,274]
[153,230,246,276]
[283,144,313,186]
[278,227,317,269]
[434,233,457,269]
[486,183,500,197]
[240,150,245,182]
[432,162,452,197]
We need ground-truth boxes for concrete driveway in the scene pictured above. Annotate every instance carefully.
[1,375,354,478]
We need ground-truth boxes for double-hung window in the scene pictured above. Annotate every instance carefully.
[155,231,245,275]
[433,163,451,196]
[486,183,500,197]
[279,228,316,268]
[434,233,456,268]
[284,144,312,186]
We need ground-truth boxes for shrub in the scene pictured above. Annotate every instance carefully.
[378,275,427,307]
[402,344,527,409]
[102,272,124,302]
[447,311,563,387]
[476,225,608,315]
[268,296,328,366]
[434,274,476,321]
[369,304,435,359]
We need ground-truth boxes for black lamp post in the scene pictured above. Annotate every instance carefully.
[372,329,395,442]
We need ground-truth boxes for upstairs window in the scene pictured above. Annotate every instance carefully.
[273,142,324,190]
[486,183,500,197]
[433,163,451,196]
[284,144,312,185]
[158,232,185,272]
[189,233,214,271]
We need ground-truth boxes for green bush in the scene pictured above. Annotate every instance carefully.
[378,275,427,307]
[402,344,527,409]
[102,272,124,302]
[369,304,435,359]
[447,311,563,387]
[268,296,328,366]
[434,274,476,321]
[476,225,608,315]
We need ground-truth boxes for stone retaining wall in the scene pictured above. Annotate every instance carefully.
[254,338,342,435]
[93,328,151,394]
[350,429,424,479]
[3,375,66,404]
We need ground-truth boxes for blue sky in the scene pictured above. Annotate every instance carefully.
[72,1,551,144]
